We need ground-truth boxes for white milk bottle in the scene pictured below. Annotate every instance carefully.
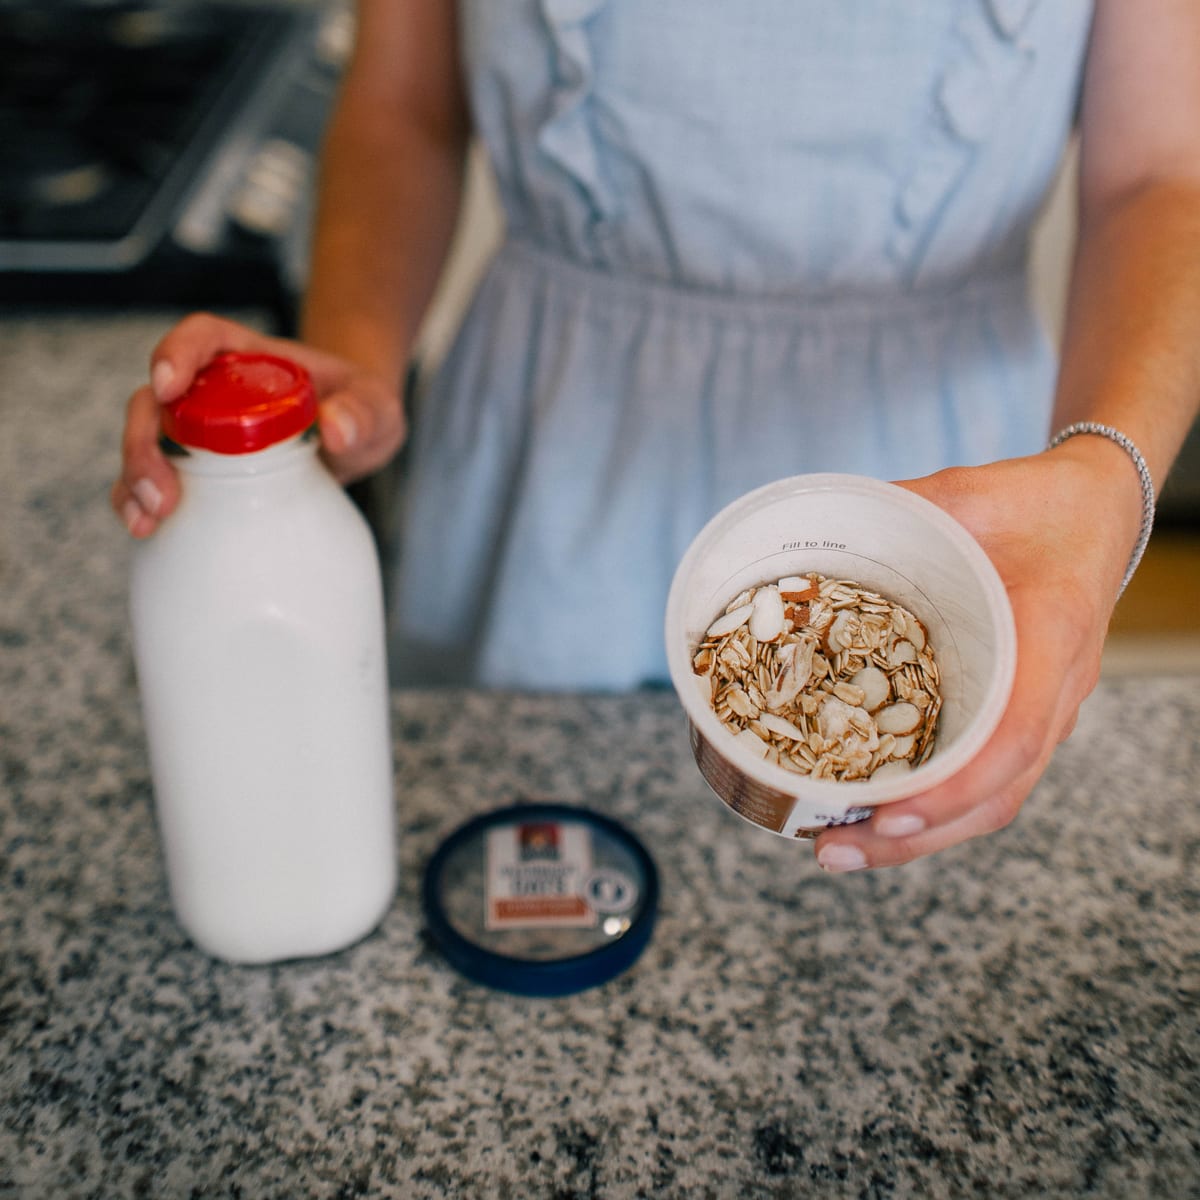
[130,352,396,963]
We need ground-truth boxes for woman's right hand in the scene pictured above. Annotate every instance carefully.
[111,312,408,537]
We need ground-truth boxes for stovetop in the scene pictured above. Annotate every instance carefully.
[1,5,287,243]
[0,2,343,328]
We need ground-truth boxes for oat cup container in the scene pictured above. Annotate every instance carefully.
[665,473,1017,839]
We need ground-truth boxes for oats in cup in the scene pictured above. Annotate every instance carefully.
[694,573,941,784]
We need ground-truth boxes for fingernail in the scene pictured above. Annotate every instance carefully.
[817,844,868,873]
[133,478,163,516]
[331,408,357,449]
[875,813,926,839]
[151,360,175,400]
[122,499,143,534]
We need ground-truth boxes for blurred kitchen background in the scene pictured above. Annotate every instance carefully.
[2,0,1197,671]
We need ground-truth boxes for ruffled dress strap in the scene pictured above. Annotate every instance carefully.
[536,0,620,239]
[888,0,1050,280]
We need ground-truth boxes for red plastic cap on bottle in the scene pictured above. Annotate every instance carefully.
[162,352,318,454]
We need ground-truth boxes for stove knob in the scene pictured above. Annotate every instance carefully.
[315,3,356,72]
[228,139,313,240]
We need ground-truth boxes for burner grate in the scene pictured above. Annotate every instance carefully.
[0,3,291,243]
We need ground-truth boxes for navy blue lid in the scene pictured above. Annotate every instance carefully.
[421,802,659,997]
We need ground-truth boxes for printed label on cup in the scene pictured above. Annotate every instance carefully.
[780,537,850,553]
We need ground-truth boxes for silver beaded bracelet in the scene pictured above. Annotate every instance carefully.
[1047,421,1156,597]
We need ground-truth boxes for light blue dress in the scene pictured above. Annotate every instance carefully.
[390,0,1094,690]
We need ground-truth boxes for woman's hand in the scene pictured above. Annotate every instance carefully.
[812,441,1143,872]
[110,312,407,537]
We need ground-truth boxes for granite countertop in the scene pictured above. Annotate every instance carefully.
[2,313,1198,1199]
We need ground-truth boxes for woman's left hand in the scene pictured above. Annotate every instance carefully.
[812,443,1142,872]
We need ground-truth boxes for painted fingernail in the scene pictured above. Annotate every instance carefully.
[151,360,175,400]
[122,499,143,534]
[817,844,868,873]
[875,813,926,839]
[133,478,163,516]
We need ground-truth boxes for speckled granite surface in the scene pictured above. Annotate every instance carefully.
[2,313,1199,1199]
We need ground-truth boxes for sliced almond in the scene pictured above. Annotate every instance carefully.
[764,637,815,709]
[748,585,786,642]
[849,665,889,712]
[707,602,753,639]
[876,702,921,736]
[757,712,807,741]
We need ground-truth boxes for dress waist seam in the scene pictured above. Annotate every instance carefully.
[495,236,1029,330]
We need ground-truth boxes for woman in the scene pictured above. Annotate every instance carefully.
[113,0,1200,872]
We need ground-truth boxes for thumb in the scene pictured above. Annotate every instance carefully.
[317,398,359,459]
